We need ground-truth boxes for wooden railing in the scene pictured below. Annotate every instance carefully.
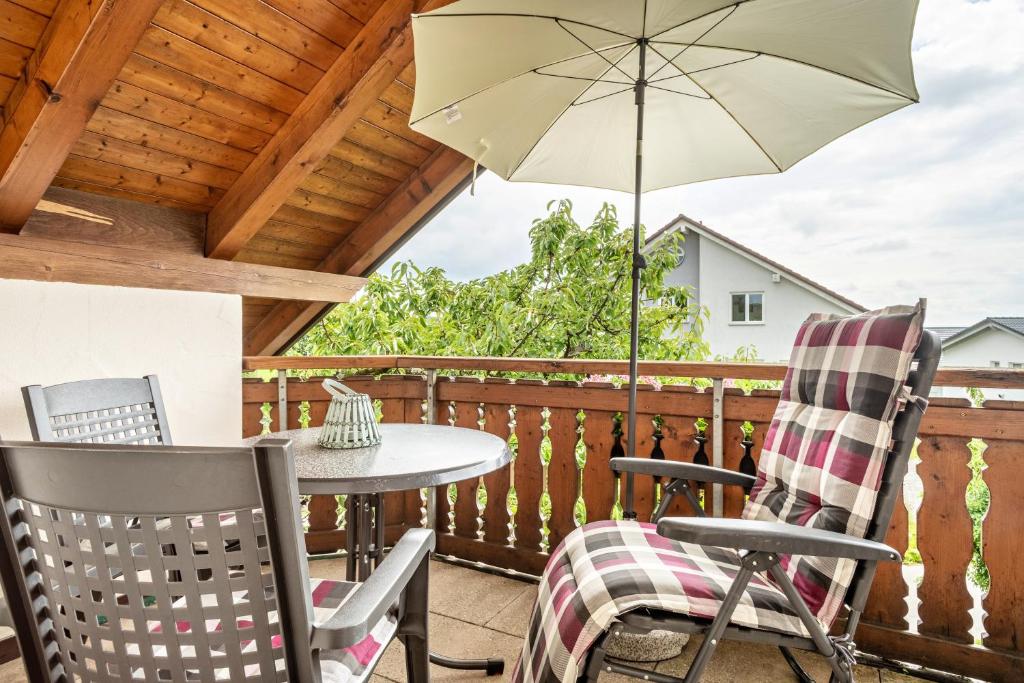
[242,356,1024,682]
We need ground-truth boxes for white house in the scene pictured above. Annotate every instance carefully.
[929,318,1024,401]
[647,214,866,362]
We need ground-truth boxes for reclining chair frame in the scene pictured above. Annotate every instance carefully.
[583,330,940,683]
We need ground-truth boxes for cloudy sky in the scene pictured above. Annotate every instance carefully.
[385,0,1023,327]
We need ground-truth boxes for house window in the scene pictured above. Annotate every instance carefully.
[991,361,1001,368]
[731,292,764,324]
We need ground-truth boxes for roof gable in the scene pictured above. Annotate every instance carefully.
[943,318,1024,348]
[647,214,866,314]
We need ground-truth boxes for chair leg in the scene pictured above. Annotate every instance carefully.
[583,631,610,683]
[682,557,759,683]
[399,558,430,683]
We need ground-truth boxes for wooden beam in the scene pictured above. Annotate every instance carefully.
[0,0,163,232]
[205,0,454,259]
[243,145,473,355]
[22,186,205,254]
[0,232,367,301]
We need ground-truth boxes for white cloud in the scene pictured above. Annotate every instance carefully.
[386,0,1024,326]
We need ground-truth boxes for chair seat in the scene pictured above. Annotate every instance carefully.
[313,578,398,683]
[145,578,395,682]
[516,520,809,683]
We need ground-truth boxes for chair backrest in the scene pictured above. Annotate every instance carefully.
[0,439,316,682]
[22,376,172,445]
[741,301,936,629]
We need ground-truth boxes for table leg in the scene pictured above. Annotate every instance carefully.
[345,495,358,581]
[341,492,504,675]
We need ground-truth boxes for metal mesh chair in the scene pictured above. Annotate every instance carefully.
[0,439,433,682]
[22,376,172,445]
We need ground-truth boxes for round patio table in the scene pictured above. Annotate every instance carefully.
[246,423,511,675]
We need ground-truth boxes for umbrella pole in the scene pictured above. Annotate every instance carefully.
[624,39,648,515]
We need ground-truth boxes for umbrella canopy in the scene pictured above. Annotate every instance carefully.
[410,0,919,192]
[409,0,919,464]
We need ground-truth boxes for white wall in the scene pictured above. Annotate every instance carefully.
[696,237,853,362]
[0,279,242,445]
[935,327,1024,401]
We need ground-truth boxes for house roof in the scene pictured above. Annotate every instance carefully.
[0,0,472,356]
[647,214,867,314]
[928,326,967,343]
[942,318,1024,348]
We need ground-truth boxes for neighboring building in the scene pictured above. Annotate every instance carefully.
[648,215,866,362]
[929,318,1024,401]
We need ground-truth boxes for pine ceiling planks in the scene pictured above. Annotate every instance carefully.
[2,0,470,351]
[0,0,165,230]
[47,0,367,213]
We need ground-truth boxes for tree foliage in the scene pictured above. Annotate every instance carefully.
[292,200,708,362]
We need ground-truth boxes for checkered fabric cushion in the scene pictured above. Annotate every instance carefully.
[152,578,395,682]
[512,520,810,683]
[741,301,925,629]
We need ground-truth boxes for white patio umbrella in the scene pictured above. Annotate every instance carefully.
[409,0,919,466]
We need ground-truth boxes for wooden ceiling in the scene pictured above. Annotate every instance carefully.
[0,0,472,354]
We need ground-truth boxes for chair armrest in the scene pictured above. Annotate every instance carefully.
[611,458,756,489]
[310,528,435,651]
[655,517,900,562]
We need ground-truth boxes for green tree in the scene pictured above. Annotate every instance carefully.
[292,200,708,362]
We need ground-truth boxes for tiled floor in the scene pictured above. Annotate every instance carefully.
[0,558,918,682]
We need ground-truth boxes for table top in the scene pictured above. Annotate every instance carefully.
[245,423,511,495]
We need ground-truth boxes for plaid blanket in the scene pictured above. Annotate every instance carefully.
[512,521,809,683]
[513,302,925,683]
[150,578,395,682]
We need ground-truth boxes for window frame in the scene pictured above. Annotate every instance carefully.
[729,291,766,325]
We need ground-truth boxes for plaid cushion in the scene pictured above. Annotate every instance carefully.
[512,521,809,683]
[742,301,925,628]
[149,578,395,682]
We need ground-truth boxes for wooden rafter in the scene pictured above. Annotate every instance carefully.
[0,232,367,301]
[0,0,163,232]
[205,0,454,260]
[243,145,473,355]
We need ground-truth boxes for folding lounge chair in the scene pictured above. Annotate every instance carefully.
[513,304,939,683]
[0,438,434,682]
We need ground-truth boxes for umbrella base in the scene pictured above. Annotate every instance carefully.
[604,628,690,663]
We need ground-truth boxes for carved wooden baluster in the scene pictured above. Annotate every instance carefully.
[481,393,514,547]
[738,420,757,496]
[538,407,553,553]
[446,401,457,534]
[862,483,910,631]
[546,400,579,553]
[259,402,273,436]
[451,391,482,541]
[692,421,710,512]
[513,398,544,553]
[506,404,519,546]
[307,495,340,552]
[982,436,1023,653]
[916,435,974,643]
[610,412,625,520]
[574,410,588,527]
[650,415,666,520]
[475,403,487,541]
